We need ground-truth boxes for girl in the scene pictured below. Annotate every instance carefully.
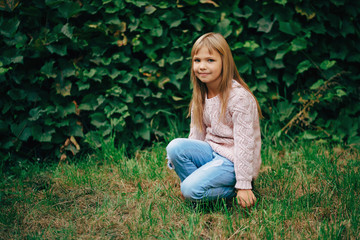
[166,32,262,208]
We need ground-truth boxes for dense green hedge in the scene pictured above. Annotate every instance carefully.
[1,0,359,161]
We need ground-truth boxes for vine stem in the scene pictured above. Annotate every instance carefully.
[281,71,349,134]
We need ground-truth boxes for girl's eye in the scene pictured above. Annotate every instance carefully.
[208,59,214,62]
[194,59,200,62]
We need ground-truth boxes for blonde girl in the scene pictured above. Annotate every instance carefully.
[166,32,262,208]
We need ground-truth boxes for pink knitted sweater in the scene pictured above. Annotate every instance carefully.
[189,80,261,189]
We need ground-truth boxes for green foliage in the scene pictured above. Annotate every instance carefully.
[0,0,359,161]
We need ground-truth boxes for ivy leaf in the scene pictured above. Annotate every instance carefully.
[61,23,73,39]
[275,47,290,60]
[7,88,26,100]
[159,9,184,28]
[11,121,31,141]
[275,0,287,5]
[0,17,20,37]
[336,89,347,97]
[257,81,269,93]
[57,2,82,19]
[141,15,160,30]
[168,51,184,65]
[190,15,204,31]
[277,101,295,121]
[90,112,107,128]
[183,0,199,5]
[257,18,274,33]
[39,128,55,142]
[125,0,148,7]
[69,124,84,137]
[214,18,232,38]
[145,5,156,14]
[233,5,253,19]
[320,60,336,70]
[278,21,301,36]
[41,60,57,78]
[243,40,259,51]
[291,37,307,51]
[302,131,319,140]
[29,107,46,121]
[265,57,285,69]
[310,79,325,90]
[138,124,150,140]
[296,60,312,74]
[46,44,67,56]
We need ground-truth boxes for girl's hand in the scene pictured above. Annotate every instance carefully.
[236,189,256,208]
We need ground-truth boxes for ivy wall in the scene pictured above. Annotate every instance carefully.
[1,0,359,161]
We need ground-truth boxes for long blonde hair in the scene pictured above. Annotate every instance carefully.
[189,32,263,132]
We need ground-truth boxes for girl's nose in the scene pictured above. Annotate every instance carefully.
[199,62,206,69]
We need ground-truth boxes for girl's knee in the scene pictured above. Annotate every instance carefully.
[166,138,187,159]
[181,181,203,200]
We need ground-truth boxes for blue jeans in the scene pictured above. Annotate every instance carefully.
[166,138,236,201]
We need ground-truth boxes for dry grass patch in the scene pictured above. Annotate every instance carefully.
[1,142,359,239]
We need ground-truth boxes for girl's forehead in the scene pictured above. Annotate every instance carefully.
[194,46,215,56]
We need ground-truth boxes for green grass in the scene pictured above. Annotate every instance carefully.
[0,139,359,239]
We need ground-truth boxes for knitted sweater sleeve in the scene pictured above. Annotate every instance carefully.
[231,90,257,189]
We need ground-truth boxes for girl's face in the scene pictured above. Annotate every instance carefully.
[193,46,222,89]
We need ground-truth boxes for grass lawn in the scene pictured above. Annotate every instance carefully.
[0,139,359,239]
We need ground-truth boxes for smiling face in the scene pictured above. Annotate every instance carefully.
[192,46,223,93]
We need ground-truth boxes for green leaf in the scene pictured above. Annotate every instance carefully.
[39,128,55,142]
[310,79,324,90]
[302,131,318,140]
[320,60,336,70]
[336,89,347,97]
[265,58,285,69]
[296,60,312,74]
[41,60,57,78]
[233,6,253,19]
[283,73,295,87]
[275,0,287,5]
[277,101,295,121]
[57,2,82,19]
[141,16,160,30]
[90,112,108,128]
[7,88,26,100]
[190,15,204,31]
[291,37,307,51]
[183,0,199,5]
[275,47,290,60]
[278,21,301,36]
[29,107,46,121]
[138,124,150,140]
[257,18,274,33]
[159,9,184,28]
[145,5,156,14]
[83,69,96,78]
[214,18,232,38]
[11,121,31,141]
[69,124,84,137]
[125,0,147,7]
[76,81,90,91]
[243,40,259,51]
[61,23,74,39]
[257,81,268,93]
[0,18,20,37]
[168,51,184,65]
[46,44,67,56]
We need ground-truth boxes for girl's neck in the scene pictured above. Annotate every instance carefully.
[206,83,220,99]
[207,90,218,99]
